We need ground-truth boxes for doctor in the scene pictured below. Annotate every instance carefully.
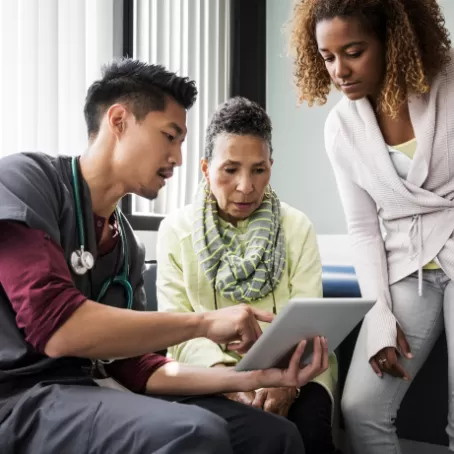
[0,59,328,454]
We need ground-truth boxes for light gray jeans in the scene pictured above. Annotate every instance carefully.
[341,269,454,454]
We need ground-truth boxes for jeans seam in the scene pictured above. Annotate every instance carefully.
[384,295,444,454]
[86,401,103,454]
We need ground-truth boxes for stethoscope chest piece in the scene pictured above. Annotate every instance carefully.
[70,156,132,308]
[71,249,95,275]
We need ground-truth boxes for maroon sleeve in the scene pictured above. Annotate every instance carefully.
[0,221,173,393]
[105,354,172,393]
[0,221,88,353]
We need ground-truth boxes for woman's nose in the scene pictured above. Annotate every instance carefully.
[335,59,351,80]
[236,177,254,194]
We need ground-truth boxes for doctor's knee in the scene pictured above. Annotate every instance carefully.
[172,406,232,454]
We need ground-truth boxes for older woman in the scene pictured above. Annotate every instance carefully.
[157,97,339,454]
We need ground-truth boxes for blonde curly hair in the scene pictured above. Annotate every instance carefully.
[289,0,451,117]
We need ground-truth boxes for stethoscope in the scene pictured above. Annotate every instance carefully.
[70,156,134,309]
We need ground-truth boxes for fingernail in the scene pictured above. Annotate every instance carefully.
[407,353,414,359]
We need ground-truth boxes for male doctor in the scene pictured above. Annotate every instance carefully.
[0,59,328,454]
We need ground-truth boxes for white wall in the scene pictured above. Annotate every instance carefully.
[442,0,454,34]
[266,0,345,235]
[137,230,158,261]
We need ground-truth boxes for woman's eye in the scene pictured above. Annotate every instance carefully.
[254,168,265,174]
[324,56,334,63]
[348,51,363,58]
[224,168,236,174]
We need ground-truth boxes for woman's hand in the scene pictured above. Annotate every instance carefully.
[256,336,329,390]
[370,324,413,379]
[252,387,296,417]
[224,391,256,405]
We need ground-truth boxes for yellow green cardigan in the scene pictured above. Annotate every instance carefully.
[156,202,338,403]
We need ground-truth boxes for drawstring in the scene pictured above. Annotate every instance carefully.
[408,215,423,296]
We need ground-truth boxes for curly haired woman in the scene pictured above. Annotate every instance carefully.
[289,1,454,453]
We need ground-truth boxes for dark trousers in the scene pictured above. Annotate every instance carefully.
[0,383,304,454]
[288,382,341,454]
[159,393,305,454]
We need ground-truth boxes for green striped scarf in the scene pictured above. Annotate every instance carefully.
[192,182,286,302]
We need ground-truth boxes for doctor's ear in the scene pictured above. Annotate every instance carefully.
[107,104,128,139]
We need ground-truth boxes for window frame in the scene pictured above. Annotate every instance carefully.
[121,0,266,231]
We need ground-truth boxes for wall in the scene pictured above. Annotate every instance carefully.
[137,230,158,261]
[442,0,454,34]
[266,0,345,235]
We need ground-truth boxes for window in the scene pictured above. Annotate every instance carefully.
[126,0,231,222]
[123,0,266,230]
[1,0,266,231]
[0,0,123,158]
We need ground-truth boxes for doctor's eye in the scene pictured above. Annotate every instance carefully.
[162,132,175,142]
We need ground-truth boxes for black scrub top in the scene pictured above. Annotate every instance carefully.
[0,152,147,419]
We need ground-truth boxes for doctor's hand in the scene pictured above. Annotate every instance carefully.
[370,324,413,380]
[256,336,329,390]
[201,304,274,354]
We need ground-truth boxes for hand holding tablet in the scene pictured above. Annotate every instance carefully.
[236,298,375,372]
[255,335,330,390]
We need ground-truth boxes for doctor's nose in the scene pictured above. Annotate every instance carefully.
[169,145,183,168]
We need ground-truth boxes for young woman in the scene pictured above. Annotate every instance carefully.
[290,1,453,453]
[157,97,340,454]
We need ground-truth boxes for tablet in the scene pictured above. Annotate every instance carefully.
[235,298,375,372]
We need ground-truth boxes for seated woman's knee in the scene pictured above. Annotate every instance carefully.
[255,413,304,453]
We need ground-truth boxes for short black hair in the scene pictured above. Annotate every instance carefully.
[84,58,198,137]
[204,97,273,161]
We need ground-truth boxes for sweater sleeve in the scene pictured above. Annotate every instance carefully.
[325,114,397,359]
[156,217,238,367]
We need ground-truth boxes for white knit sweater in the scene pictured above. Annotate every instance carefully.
[324,49,454,359]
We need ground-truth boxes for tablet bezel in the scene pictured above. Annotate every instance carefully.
[235,297,375,372]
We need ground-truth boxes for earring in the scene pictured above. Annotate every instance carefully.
[204,181,211,197]
[264,185,272,199]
